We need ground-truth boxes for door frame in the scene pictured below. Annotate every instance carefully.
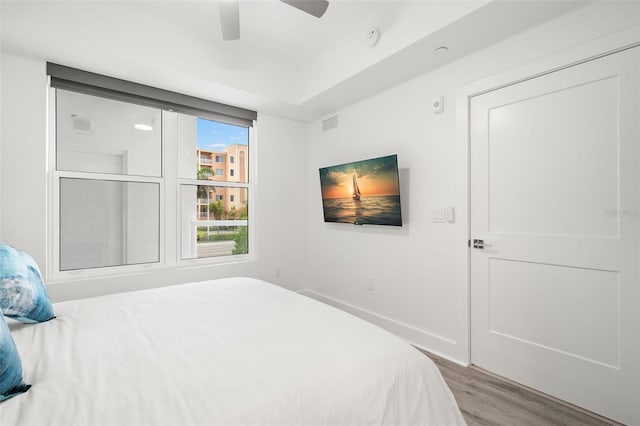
[454,27,640,366]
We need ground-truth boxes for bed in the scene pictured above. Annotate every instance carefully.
[1,277,465,425]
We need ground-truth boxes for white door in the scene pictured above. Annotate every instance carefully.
[470,46,639,425]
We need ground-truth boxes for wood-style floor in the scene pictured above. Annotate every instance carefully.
[421,350,621,426]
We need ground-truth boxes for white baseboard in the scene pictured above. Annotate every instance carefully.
[298,289,467,367]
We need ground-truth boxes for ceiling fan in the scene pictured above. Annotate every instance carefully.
[218,0,330,41]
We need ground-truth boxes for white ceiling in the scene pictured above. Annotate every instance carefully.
[0,0,590,121]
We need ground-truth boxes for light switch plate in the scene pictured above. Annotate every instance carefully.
[445,206,455,223]
[432,207,445,223]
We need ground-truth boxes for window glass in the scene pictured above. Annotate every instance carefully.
[56,90,161,177]
[180,185,248,259]
[59,178,160,270]
[179,116,248,183]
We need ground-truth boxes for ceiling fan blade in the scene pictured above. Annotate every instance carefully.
[280,0,329,18]
[218,0,240,41]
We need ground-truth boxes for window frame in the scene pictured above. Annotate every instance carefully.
[47,87,256,282]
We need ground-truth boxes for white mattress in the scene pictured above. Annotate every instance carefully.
[1,277,465,425]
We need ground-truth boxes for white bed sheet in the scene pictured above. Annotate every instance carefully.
[1,277,465,426]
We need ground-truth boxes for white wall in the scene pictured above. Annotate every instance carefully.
[0,52,308,301]
[0,55,48,266]
[251,115,309,289]
[304,1,640,364]
[0,53,3,234]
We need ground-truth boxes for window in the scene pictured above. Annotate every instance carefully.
[230,169,235,177]
[199,155,212,165]
[230,156,235,164]
[55,90,162,271]
[180,116,250,260]
[181,186,248,259]
[48,63,256,277]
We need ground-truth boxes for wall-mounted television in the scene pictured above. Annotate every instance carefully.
[319,154,402,226]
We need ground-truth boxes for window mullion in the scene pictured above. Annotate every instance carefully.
[162,110,178,265]
[177,178,249,189]
[54,170,162,184]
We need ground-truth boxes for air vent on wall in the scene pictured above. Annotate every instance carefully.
[72,115,92,134]
[322,115,338,132]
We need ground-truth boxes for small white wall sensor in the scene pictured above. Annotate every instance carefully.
[368,29,380,47]
[433,96,444,114]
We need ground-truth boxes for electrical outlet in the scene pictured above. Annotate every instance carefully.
[367,277,375,291]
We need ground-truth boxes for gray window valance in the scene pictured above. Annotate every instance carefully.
[47,62,257,127]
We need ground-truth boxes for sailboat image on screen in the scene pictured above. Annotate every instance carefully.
[352,173,361,201]
[319,154,402,226]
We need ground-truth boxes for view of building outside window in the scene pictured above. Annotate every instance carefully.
[192,118,249,258]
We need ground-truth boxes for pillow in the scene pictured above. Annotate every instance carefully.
[0,313,31,401]
[0,243,55,323]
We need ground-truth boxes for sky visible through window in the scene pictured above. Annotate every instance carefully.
[197,118,248,151]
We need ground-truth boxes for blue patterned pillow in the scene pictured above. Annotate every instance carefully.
[0,313,31,401]
[0,243,55,323]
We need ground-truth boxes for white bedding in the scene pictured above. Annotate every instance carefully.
[1,277,465,426]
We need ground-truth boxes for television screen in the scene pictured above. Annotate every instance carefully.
[319,154,402,226]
